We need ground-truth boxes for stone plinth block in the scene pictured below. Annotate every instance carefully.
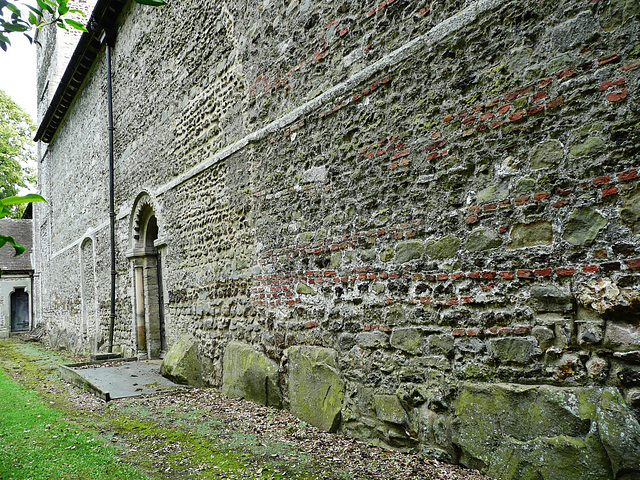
[453,383,639,479]
[222,341,281,408]
[160,334,203,387]
[287,345,344,432]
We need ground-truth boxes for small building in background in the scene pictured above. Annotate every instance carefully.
[0,218,34,338]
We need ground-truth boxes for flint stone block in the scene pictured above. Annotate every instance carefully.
[488,337,540,364]
[425,235,460,259]
[509,221,553,249]
[287,346,344,432]
[577,321,604,346]
[465,228,502,252]
[356,331,389,349]
[395,241,424,263]
[160,333,203,386]
[428,334,455,357]
[563,207,607,246]
[390,327,423,354]
[530,285,573,313]
[373,394,408,425]
[532,325,555,351]
[221,341,281,408]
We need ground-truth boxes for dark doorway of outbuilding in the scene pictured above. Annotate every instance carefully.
[10,288,29,332]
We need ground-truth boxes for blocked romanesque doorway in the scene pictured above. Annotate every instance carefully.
[10,288,29,332]
[129,196,166,359]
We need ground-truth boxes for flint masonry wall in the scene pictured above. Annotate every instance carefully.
[36,0,640,478]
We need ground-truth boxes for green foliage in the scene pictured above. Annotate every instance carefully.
[0,0,87,50]
[0,194,46,255]
[0,88,35,210]
[0,0,167,51]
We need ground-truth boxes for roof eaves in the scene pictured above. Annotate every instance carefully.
[34,0,128,143]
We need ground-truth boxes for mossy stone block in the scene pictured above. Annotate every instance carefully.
[620,184,640,234]
[599,0,640,31]
[222,341,281,408]
[425,235,460,259]
[597,388,640,477]
[160,334,203,387]
[569,136,605,158]
[296,283,316,295]
[509,221,553,248]
[530,139,563,170]
[287,346,344,432]
[373,394,408,424]
[564,207,607,246]
[390,327,423,354]
[466,228,502,252]
[488,337,540,364]
[453,383,614,479]
[395,240,424,263]
[478,183,509,203]
[380,246,394,262]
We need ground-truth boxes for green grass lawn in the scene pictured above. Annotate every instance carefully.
[0,364,148,480]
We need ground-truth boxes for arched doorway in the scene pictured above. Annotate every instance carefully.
[128,195,166,359]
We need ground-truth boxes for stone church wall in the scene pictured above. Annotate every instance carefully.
[36,0,640,477]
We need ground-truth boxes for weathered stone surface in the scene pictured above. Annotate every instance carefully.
[222,341,281,408]
[549,11,599,52]
[620,184,640,234]
[598,0,640,31]
[465,228,502,252]
[425,236,460,259]
[564,207,607,246]
[356,331,389,349]
[530,285,573,313]
[453,383,622,479]
[32,0,640,475]
[530,139,564,170]
[509,221,553,249]
[532,325,555,351]
[395,241,424,263]
[160,334,203,387]
[603,322,640,353]
[373,394,408,425]
[380,246,394,263]
[569,136,605,158]
[597,388,640,478]
[287,346,344,433]
[578,277,640,315]
[488,337,540,364]
[390,327,423,354]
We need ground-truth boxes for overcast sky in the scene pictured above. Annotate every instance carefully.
[0,32,37,119]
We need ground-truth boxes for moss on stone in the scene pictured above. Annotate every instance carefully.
[563,207,607,246]
[395,241,424,263]
[287,346,344,433]
[425,235,460,259]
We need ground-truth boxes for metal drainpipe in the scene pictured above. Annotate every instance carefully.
[99,28,117,353]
